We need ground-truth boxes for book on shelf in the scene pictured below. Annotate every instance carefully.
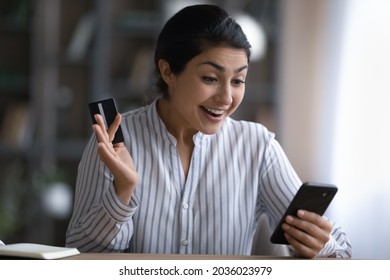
[0,243,80,260]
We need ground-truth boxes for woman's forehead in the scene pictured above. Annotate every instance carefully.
[193,47,249,69]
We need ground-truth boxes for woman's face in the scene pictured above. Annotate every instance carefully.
[163,46,248,135]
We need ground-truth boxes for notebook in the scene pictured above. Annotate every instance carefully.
[0,243,80,259]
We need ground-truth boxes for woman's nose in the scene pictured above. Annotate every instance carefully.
[214,84,233,105]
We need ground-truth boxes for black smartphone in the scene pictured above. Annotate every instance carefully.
[88,98,124,144]
[270,182,338,244]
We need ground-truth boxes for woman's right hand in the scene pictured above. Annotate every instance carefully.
[93,113,138,204]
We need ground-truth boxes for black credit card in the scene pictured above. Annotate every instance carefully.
[88,98,124,144]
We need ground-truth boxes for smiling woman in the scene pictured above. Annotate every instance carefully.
[157,47,248,137]
[65,4,352,259]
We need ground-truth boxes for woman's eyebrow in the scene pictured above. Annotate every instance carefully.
[199,61,248,73]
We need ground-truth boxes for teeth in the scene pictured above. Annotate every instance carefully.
[203,107,224,115]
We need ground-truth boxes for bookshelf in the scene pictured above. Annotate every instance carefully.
[92,0,163,110]
[0,0,34,246]
[0,0,280,246]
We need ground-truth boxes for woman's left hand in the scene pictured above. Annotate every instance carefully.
[282,210,332,258]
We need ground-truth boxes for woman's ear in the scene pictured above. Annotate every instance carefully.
[158,59,174,86]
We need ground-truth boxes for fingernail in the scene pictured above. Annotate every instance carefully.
[285,215,294,223]
[297,210,305,216]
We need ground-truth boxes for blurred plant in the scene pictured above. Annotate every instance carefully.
[0,159,70,240]
[0,160,30,238]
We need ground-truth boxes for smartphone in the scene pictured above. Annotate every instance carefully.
[270,182,338,244]
[88,98,124,144]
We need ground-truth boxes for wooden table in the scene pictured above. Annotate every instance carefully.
[64,253,292,260]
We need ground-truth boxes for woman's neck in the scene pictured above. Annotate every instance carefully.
[157,98,195,178]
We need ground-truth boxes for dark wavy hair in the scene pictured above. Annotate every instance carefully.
[154,4,251,97]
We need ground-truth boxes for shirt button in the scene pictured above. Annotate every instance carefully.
[182,203,189,209]
[182,240,189,246]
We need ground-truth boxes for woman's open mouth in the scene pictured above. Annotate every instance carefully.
[201,106,225,119]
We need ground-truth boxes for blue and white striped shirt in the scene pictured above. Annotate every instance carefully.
[66,99,352,257]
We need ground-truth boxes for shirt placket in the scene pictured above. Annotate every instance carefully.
[178,134,203,254]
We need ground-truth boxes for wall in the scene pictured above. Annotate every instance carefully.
[330,0,390,259]
[277,0,334,182]
[278,0,390,259]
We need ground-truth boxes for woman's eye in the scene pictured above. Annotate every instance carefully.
[232,79,245,86]
[202,76,217,83]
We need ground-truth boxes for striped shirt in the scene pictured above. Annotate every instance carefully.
[66,99,352,257]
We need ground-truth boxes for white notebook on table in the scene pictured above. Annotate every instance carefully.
[0,243,80,259]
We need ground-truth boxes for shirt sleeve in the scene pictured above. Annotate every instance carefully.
[65,137,139,252]
[316,217,352,258]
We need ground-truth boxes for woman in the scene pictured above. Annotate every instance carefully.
[66,4,352,258]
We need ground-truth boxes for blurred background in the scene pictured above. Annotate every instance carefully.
[0,0,389,259]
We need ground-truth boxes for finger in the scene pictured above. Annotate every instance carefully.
[287,214,331,244]
[107,113,122,143]
[282,219,325,258]
[92,123,105,143]
[284,233,318,259]
[283,214,330,255]
[93,114,110,140]
[290,211,333,244]
[93,123,115,154]
[285,214,325,239]
[282,220,322,246]
[94,114,106,129]
[296,210,333,232]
